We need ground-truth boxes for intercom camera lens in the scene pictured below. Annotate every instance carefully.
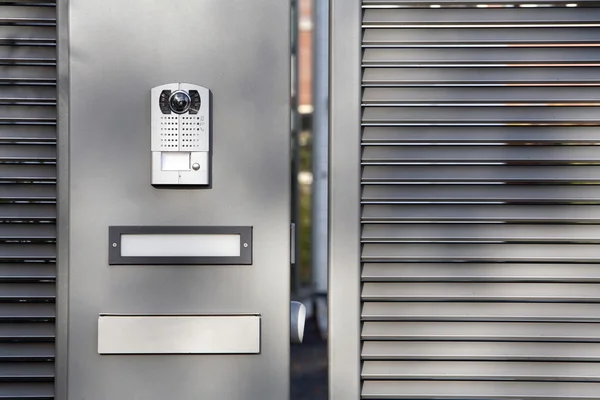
[168,91,191,114]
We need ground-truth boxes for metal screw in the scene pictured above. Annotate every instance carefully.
[112,243,118,247]
[243,243,248,248]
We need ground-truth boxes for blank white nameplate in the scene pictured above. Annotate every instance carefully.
[108,226,252,265]
[98,314,260,354]
[121,234,241,257]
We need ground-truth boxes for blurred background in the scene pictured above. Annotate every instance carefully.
[290,0,329,398]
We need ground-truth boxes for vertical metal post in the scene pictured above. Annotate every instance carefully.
[311,0,329,337]
[290,0,302,296]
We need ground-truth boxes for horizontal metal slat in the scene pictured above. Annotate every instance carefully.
[0,59,55,68]
[0,145,54,161]
[362,302,600,321]
[0,323,53,341]
[362,243,600,262]
[364,48,600,63]
[362,145,600,163]
[0,362,52,381]
[363,166,600,183]
[362,223,600,242]
[362,282,600,302]
[363,87,600,102]
[0,343,52,362]
[363,0,600,4]
[362,341,600,362]
[0,38,54,47]
[0,284,53,301]
[362,360,600,381]
[362,263,600,282]
[0,105,55,119]
[363,27,600,44]
[362,380,600,399]
[362,106,600,122]
[0,184,55,201]
[0,245,54,261]
[0,6,54,19]
[0,165,55,182]
[362,185,600,202]
[0,19,54,28]
[363,67,600,83]
[0,66,55,80]
[362,126,600,143]
[362,204,600,222]
[0,224,54,240]
[0,126,55,141]
[0,47,54,60]
[0,27,55,42]
[0,382,52,399]
[0,88,55,101]
[363,8,600,24]
[362,321,600,341]
[0,98,54,107]
[0,304,53,321]
[0,204,54,221]
[0,264,54,282]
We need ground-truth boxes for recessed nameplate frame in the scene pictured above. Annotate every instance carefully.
[98,314,260,354]
[109,226,252,265]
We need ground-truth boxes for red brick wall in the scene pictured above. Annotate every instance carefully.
[298,0,313,112]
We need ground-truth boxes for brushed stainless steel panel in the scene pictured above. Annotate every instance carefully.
[98,315,260,355]
[67,1,289,399]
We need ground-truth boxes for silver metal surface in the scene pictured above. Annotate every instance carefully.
[329,0,361,399]
[65,1,290,399]
[151,83,210,185]
[98,315,260,354]
[56,1,70,398]
[290,301,306,344]
[311,0,329,299]
[329,1,600,398]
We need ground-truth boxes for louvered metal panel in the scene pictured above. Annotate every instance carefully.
[360,1,600,399]
[0,1,56,399]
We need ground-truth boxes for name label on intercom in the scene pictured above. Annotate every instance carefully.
[151,83,211,186]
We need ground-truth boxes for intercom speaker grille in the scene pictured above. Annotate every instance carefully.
[180,115,204,151]
[159,115,179,150]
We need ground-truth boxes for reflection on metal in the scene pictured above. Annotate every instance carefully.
[312,0,329,338]
[334,0,600,398]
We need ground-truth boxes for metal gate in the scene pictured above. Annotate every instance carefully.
[0,1,56,399]
[331,1,600,398]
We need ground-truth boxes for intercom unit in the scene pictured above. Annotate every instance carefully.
[151,83,211,186]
